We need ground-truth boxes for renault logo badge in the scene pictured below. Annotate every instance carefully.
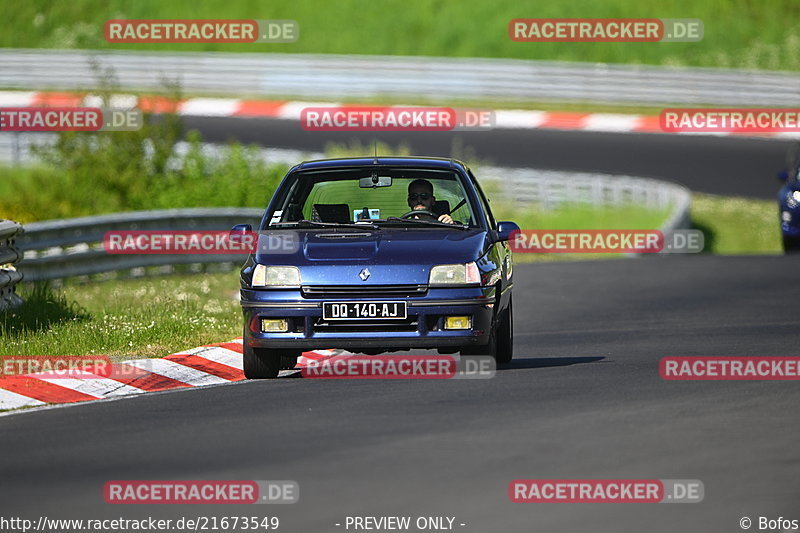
[359,268,371,281]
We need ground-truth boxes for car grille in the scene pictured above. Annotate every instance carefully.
[301,284,427,299]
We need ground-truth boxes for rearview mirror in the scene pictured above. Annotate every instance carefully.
[359,176,392,188]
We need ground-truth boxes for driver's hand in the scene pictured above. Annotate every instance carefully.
[438,214,454,224]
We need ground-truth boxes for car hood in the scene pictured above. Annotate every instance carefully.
[254,227,489,286]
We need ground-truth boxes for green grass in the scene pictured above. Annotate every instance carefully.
[0,272,242,358]
[0,157,289,224]
[498,203,671,262]
[1,0,799,71]
[691,193,782,254]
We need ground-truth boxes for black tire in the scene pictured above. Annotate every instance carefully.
[280,353,300,370]
[461,296,513,365]
[783,235,800,253]
[494,296,514,364]
[243,339,281,379]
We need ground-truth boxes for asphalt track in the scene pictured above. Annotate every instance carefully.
[1,255,799,532]
[182,116,794,199]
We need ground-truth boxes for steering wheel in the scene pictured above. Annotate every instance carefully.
[400,209,438,220]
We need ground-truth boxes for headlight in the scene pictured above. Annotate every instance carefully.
[429,262,481,285]
[252,265,300,287]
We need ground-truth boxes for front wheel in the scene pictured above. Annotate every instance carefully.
[783,235,800,253]
[461,297,513,365]
[243,337,281,379]
[494,297,513,364]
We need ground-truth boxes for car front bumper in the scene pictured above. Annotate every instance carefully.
[241,286,496,352]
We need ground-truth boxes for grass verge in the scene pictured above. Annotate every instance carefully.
[691,193,782,254]
[3,0,800,71]
[0,272,242,358]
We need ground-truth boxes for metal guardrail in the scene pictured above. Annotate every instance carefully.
[0,220,24,310]
[15,170,691,282]
[480,167,691,235]
[0,49,798,106]
[18,208,264,282]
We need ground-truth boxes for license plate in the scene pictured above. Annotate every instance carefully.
[322,301,407,320]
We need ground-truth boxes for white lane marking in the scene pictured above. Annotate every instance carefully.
[494,110,548,129]
[774,131,800,139]
[83,93,138,108]
[35,371,146,398]
[124,359,229,386]
[0,388,46,410]
[277,101,339,120]
[179,98,242,116]
[0,91,37,106]
[582,113,641,132]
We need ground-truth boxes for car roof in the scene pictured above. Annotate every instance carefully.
[292,156,470,173]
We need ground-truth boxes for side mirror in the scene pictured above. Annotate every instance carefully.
[496,221,520,242]
[230,223,252,236]
[230,224,253,248]
[779,169,790,182]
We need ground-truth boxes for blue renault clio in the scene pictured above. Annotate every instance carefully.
[234,157,519,378]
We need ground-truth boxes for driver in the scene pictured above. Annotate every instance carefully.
[407,179,454,224]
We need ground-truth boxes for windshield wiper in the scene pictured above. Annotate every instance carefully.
[382,217,469,230]
[271,220,380,229]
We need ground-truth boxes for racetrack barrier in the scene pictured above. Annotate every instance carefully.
[0,220,24,310]
[0,49,798,106]
[16,208,263,283]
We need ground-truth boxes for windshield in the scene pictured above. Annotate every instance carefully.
[265,167,480,228]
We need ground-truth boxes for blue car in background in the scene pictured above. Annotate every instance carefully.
[778,143,800,252]
[233,157,519,378]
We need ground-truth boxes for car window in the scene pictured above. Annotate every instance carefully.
[469,170,496,230]
[271,168,479,226]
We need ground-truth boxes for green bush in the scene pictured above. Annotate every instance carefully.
[1,102,288,222]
